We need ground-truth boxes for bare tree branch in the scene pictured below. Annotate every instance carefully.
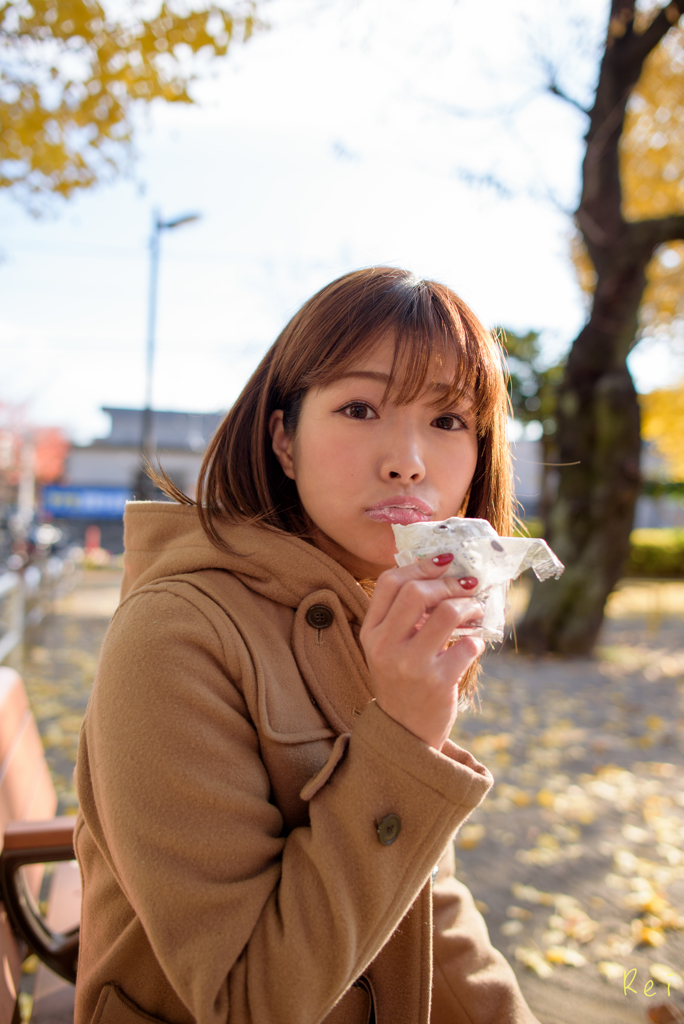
[452,168,515,199]
[548,82,590,115]
[624,1,684,69]
[635,213,684,245]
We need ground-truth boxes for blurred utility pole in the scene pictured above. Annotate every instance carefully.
[136,209,201,500]
[17,438,35,519]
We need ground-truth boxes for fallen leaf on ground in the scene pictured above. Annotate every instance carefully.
[631,919,666,946]
[651,964,684,991]
[647,1002,684,1024]
[457,824,486,850]
[507,906,532,920]
[597,961,623,982]
[510,883,554,906]
[544,946,586,967]
[500,920,523,936]
[514,947,553,979]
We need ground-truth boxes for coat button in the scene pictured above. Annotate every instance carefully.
[377,813,401,846]
[306,604,334,629]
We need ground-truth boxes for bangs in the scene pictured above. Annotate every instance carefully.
[286,272,506,434]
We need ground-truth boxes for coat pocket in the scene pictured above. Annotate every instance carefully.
[92,984,173,1024]
[321,983,374,1024]
[323,977,374,1024]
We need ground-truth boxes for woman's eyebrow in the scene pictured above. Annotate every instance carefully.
[335,372,455,392]
[333,371,390,384]
[332,371,470,407]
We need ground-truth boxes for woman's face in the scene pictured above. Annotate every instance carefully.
[270,335,479,579]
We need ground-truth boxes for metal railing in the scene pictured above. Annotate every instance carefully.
[0,572,23,665]
[0,557,74,666]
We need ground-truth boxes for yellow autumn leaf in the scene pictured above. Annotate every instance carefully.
[544,946,587,967]
[598,961,624,982]
[650,963,684,990]
[457,824,486,850]
[514,947,554,979]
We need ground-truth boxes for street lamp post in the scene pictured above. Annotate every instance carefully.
[137,209,201,499]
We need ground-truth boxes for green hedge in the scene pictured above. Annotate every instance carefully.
[517,523,684,578]
[624,528,684,578]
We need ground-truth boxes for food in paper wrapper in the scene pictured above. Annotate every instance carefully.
[392,517,564,643]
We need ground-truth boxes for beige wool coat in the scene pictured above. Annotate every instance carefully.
[74,502,540,1024]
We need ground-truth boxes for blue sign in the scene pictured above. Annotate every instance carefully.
[42,486,132,520]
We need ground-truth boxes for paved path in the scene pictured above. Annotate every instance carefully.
[23,568,123,813]
[21,571,684,1024]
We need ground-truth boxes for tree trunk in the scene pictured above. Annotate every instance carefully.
[517,247,646,654]
[516,0,684,654]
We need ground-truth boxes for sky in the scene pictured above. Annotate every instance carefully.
[2,0,680,444]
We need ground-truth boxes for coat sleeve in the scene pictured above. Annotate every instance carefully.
[430,836,541,1024]
[76,586,495,1024]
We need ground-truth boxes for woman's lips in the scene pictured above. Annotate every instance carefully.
[365,496,433,525]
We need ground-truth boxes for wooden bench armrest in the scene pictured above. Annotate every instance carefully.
[0,817,78,984]
[3,817,76,852]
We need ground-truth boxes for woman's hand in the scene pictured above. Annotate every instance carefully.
[360,555,485,751]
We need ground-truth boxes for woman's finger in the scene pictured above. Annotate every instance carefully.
[371,576,477,644]
[406,596,484,658]
[364,557,477,632]
[436,634,486,682]
[364,558,447,630]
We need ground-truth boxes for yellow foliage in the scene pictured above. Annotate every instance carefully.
[641,382,684,479]
[0,0,262,207]
[620,23,684,338]
[621,26,684,222]
[640,240,684,336]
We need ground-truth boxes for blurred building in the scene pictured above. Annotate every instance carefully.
[48,407,225,552]
[67,407,224,494]
[510,438,542,519]
[634,440,684,528]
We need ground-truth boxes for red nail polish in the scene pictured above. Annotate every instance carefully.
[458,577,478,590]
[432,553,454,566]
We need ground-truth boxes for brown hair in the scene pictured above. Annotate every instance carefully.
[157,266,512,549]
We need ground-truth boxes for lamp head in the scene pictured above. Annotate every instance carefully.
[160,213,201,231]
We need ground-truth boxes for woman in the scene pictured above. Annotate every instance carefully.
[74,268,540,1024]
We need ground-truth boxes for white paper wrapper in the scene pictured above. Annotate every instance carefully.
[393,517,565,643]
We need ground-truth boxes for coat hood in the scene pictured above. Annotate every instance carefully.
[120,501,370,625]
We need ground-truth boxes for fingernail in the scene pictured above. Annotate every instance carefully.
[458,577,478,590]
[432,553,454,566]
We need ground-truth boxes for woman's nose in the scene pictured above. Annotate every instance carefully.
[380,436,426,483]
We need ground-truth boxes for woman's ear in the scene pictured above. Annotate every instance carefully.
[269,410,296,480]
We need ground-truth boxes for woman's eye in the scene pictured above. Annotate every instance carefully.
[342,403,377,420]
[432,414,466,431]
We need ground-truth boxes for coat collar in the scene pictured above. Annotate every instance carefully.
[121,502,371,629]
